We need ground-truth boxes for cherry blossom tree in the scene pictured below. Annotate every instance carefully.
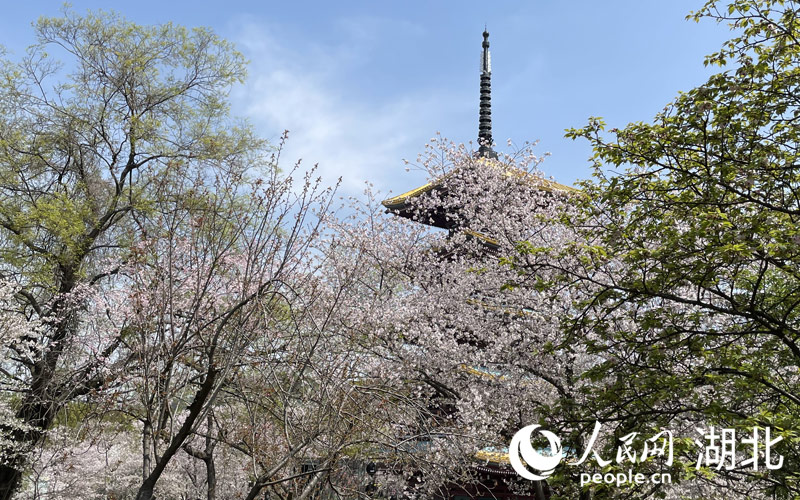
[0,9,265,498]
[9,4,796,500]
[327,137,587,498]
[123,145,341,499]
[0,10,447,498]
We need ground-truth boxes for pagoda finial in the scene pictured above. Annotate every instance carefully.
[478,29,497,159]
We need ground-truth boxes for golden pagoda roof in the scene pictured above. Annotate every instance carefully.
[382,164,579,213]
[475,448,511,465]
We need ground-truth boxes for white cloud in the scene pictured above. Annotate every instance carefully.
[230,19,450,197]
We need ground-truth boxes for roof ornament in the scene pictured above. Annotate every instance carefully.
[478,29,497,159]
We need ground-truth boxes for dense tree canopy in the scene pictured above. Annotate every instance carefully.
[528,0,800,497]
[9,1,800,499]
[0,9,279,500]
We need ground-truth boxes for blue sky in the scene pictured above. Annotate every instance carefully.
[0,1,732,196]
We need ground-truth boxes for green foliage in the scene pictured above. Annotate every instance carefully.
[555,0,800,497]
[0,9,270,497]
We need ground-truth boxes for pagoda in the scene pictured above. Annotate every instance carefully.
[381,30,573,500]
[382,30,575,233]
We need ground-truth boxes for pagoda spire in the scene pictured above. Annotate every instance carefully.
[478,29,497,159]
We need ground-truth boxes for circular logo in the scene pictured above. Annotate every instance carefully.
[509,424,563,480]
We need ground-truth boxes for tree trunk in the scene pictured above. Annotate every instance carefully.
[142,420,152,481]
[206,451,217,500]
[0,270,80,499]
[135,368,218,500]
[205,414,217,500]
[0,344,61,499]
[0,465,23,500]
[137,480,156,500]
[183,414,218,500]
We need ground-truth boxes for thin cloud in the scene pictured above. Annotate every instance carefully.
[231,19,456,196]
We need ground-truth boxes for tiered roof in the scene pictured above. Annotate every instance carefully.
[382,30,576,231]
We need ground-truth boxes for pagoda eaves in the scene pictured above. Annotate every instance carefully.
[381,165,578,230]
[382,29,578,231]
